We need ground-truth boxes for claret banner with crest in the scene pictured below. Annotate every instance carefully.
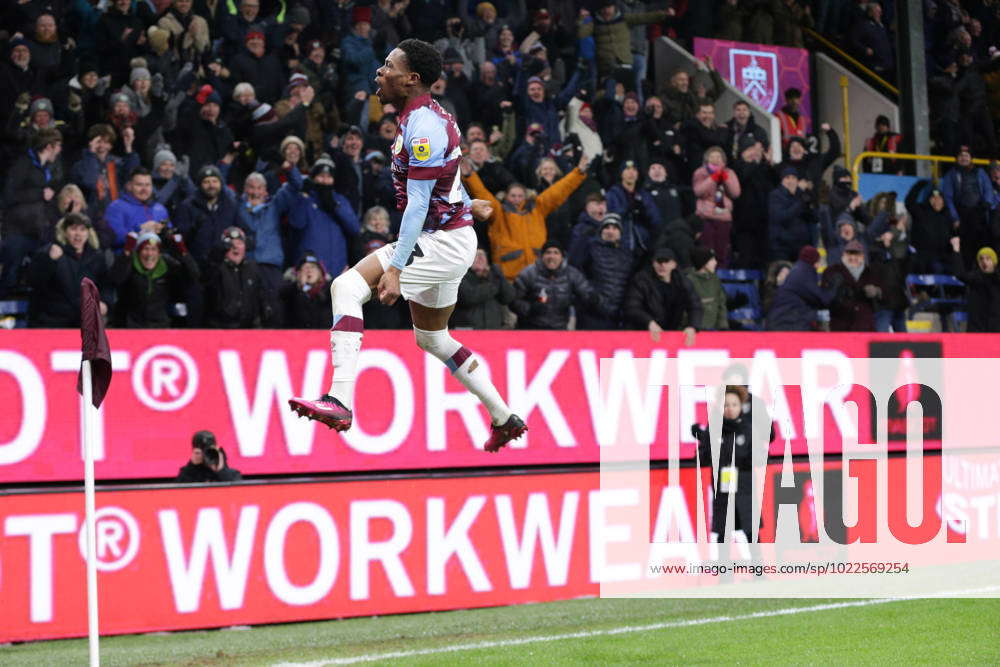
[694,38,812,121]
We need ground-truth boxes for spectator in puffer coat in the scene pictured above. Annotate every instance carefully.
[766,246,837,330]
[820,239,884,331]
[731,136,774,270]
[28,214,109,327]
[203,226,276,328]
[624,247,702,346]
[512,241,601,329]
[287,155,361,277]
[578,1,669,78]
[684,246,729,330]
[572,216,635,329]
[768,166,815,262]
[453,248,517,329]
[692,146,741,267]
[463,154,588,281]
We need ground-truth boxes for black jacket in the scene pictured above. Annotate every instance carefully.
[768,184,815,262]
[228,50,286,105]
[4,151,61,239]
[173,191,243,267]
[453,264,515,329]
[574,237,635,325]
[173,105,235,176]
[204,257,273,328]
[28,242,108,327]
[281,279,333,329]
[176,461,243,482]
[724,116,770,161]
[110,251,200,328]
[624,267,703,331]
[766,259,836,330]
[907,189,955,274]
[511,258,599,330]
[964,265,1000,333]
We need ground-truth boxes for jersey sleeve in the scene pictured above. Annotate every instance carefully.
[403,108,452,180]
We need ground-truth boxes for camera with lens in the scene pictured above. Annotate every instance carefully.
[192,430,222,467]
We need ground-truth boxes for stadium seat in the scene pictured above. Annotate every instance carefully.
[0,300,29,329]
[728,307,762,330]
[904,274,965,308]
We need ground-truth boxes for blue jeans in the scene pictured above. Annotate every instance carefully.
[874,309,907,333]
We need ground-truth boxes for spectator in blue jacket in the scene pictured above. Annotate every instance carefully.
[765,246,837,330]
[340,6,380,99]
[514,66,580,145]
[173,164,242,267]
[288,154,360,277]
[940,145,999,269]
[768,166,815,261]
[605,160,663,254]
[238,165,303,293]
[103,167,170,250]
[69,124,140,221]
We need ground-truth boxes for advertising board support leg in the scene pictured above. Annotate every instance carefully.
[82,360,100,667]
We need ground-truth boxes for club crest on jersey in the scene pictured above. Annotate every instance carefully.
[411,137,431,161]
[392,134,403,155]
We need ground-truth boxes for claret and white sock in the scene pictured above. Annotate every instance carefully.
[327,269,371,408]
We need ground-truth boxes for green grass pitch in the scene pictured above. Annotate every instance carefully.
[3,596,999,665]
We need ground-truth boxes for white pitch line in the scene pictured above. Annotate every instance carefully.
[274,587,1000,667]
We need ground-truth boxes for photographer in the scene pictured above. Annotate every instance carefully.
[175,430,242,483]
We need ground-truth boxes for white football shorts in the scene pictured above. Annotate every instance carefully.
[373,225,477,308]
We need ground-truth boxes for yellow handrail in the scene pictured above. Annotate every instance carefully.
[805,28,899,96]
[851,151,992,190]
[840,75,850,167]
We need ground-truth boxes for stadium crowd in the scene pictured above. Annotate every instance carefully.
[1,0,999,333]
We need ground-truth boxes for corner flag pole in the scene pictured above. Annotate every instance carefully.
[82,360,100,667]
[78,277,110,667]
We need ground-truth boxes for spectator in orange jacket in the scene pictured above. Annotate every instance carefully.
[692,146,741,267]
[462,152,590,280]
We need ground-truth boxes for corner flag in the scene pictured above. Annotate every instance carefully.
[77,277,111,408]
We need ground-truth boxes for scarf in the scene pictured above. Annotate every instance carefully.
[847,262,865,282]
[132,253,168,294]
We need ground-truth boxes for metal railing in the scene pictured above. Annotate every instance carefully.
[851,151,993,189]
[805,28,898,97]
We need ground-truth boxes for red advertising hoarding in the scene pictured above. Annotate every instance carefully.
[0,331,993,483]
[0,468,700,642]
[6,452,992,642]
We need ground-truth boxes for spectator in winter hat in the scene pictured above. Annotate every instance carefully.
[281,251,332,329]
[684,246,729,330]
[287,153,360,276]
[173,164,242,267]
[174,85,235,175]
[96,0,150,88]
[110,225,199,328]
[152,145,196,217]
[961,245,1000,332]
[228,30,286,104]
[821,239,884,331]
[511,239,601,330]
[341,6,380,97]
[0,37,44,128]
[573,214,636,329]
[28,213,109,328]
[768,166,815,262]
[624,246,701,346]
[204,225,277,328]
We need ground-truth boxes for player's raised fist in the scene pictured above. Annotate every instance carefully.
[470,199,493,221]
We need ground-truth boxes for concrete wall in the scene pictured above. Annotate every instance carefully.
[654,37,783,163]
[814,53,899,172]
